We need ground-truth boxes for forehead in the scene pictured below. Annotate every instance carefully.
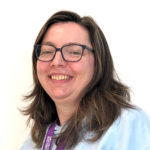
[42,22,91,46]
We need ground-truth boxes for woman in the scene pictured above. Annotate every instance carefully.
[20,11,150,150]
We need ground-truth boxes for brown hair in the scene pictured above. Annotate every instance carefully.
[22,10,134,149]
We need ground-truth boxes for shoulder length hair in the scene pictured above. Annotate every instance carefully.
[22,10,134,149]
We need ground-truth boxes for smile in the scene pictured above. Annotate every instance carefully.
[51,75,71,80]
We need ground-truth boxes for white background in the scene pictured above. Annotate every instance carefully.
[0,0,150,149]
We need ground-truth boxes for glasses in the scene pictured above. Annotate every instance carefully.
[34,43,94,62]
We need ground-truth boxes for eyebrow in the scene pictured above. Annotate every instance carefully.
[42,41,55,46]
[41,41,86,47]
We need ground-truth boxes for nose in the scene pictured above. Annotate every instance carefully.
[50,51,66,66]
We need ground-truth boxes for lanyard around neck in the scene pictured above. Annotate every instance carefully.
[42,121,65,150]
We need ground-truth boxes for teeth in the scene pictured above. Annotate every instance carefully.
[51,75,70,80]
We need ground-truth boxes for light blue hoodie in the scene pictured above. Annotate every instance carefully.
[20,108,150,150]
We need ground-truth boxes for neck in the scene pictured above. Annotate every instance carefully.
[55,102,78,126]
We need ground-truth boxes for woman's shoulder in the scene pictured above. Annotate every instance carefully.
[100,107,150,150]
[74,107,150,150]
[119,107,150,126]
[112,107,150,140]
[19,134,41,150]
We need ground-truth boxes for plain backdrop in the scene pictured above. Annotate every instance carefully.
[0,0,150,149]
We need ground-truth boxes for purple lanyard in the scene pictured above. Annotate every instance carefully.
[42,121,65,150]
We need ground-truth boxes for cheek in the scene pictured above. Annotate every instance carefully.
[84,57,95,83]
[37,61,49,76]
[73,57,95,82]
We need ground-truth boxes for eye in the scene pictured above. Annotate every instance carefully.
[40,50,54,56]
[64,45,82,56]
[69,50,82,55]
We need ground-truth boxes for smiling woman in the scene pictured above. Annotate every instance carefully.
[20,11,150,150]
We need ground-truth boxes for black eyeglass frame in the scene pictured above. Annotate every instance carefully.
[34,43,94,62]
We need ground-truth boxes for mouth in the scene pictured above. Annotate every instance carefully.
[49,75,72,80]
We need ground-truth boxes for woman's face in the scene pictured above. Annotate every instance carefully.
[37,22,95,106]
